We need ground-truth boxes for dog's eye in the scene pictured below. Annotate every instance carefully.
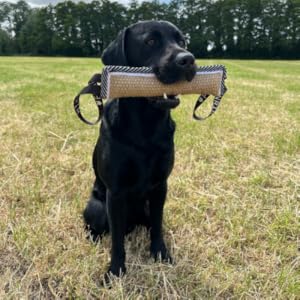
[146,39,155,46]
[178,40,186,48]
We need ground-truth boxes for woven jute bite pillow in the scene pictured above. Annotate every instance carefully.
[101,65,226,99]
[73,65,227,125]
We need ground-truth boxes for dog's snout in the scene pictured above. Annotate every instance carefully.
[175,53,195,67]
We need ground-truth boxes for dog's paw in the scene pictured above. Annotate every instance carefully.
[85,225,101,243]
[150,240,173,264]
[103,264,126,284]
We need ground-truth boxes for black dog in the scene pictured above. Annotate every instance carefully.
[83,20,196,278]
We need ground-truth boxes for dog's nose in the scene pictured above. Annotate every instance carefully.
[175,53,195,67]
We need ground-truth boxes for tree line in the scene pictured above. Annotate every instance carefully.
[0,0,299,58]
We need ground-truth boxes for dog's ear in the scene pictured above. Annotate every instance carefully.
[101,28,128,66]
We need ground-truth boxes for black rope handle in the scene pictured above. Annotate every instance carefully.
[73,73,103,125]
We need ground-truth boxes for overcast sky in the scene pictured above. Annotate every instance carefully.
[0,0,150,6]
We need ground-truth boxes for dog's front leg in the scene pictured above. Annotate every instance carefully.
[149,182,172,263]
[106,190,127,277]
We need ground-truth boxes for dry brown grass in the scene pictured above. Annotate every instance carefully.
[0,57,299,299]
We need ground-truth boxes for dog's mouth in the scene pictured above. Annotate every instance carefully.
[148,94,180,109]
[149,64,196,109]
[152,64,197,85]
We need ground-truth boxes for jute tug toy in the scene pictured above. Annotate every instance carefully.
[74,65,227,125]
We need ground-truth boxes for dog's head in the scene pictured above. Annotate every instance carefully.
[102,21,196,85]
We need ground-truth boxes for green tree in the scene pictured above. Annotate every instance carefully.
[51,1,83,56]
[0,28,13,54]
[0,0,299,58]
[19,7,54,55]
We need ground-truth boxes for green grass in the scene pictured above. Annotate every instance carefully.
[0,57,299,299]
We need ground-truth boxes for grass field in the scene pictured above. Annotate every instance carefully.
[0,57,299,299]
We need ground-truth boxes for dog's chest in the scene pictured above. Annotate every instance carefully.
[135,144,175,190]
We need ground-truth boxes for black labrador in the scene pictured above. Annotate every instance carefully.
[83,20,196,278]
